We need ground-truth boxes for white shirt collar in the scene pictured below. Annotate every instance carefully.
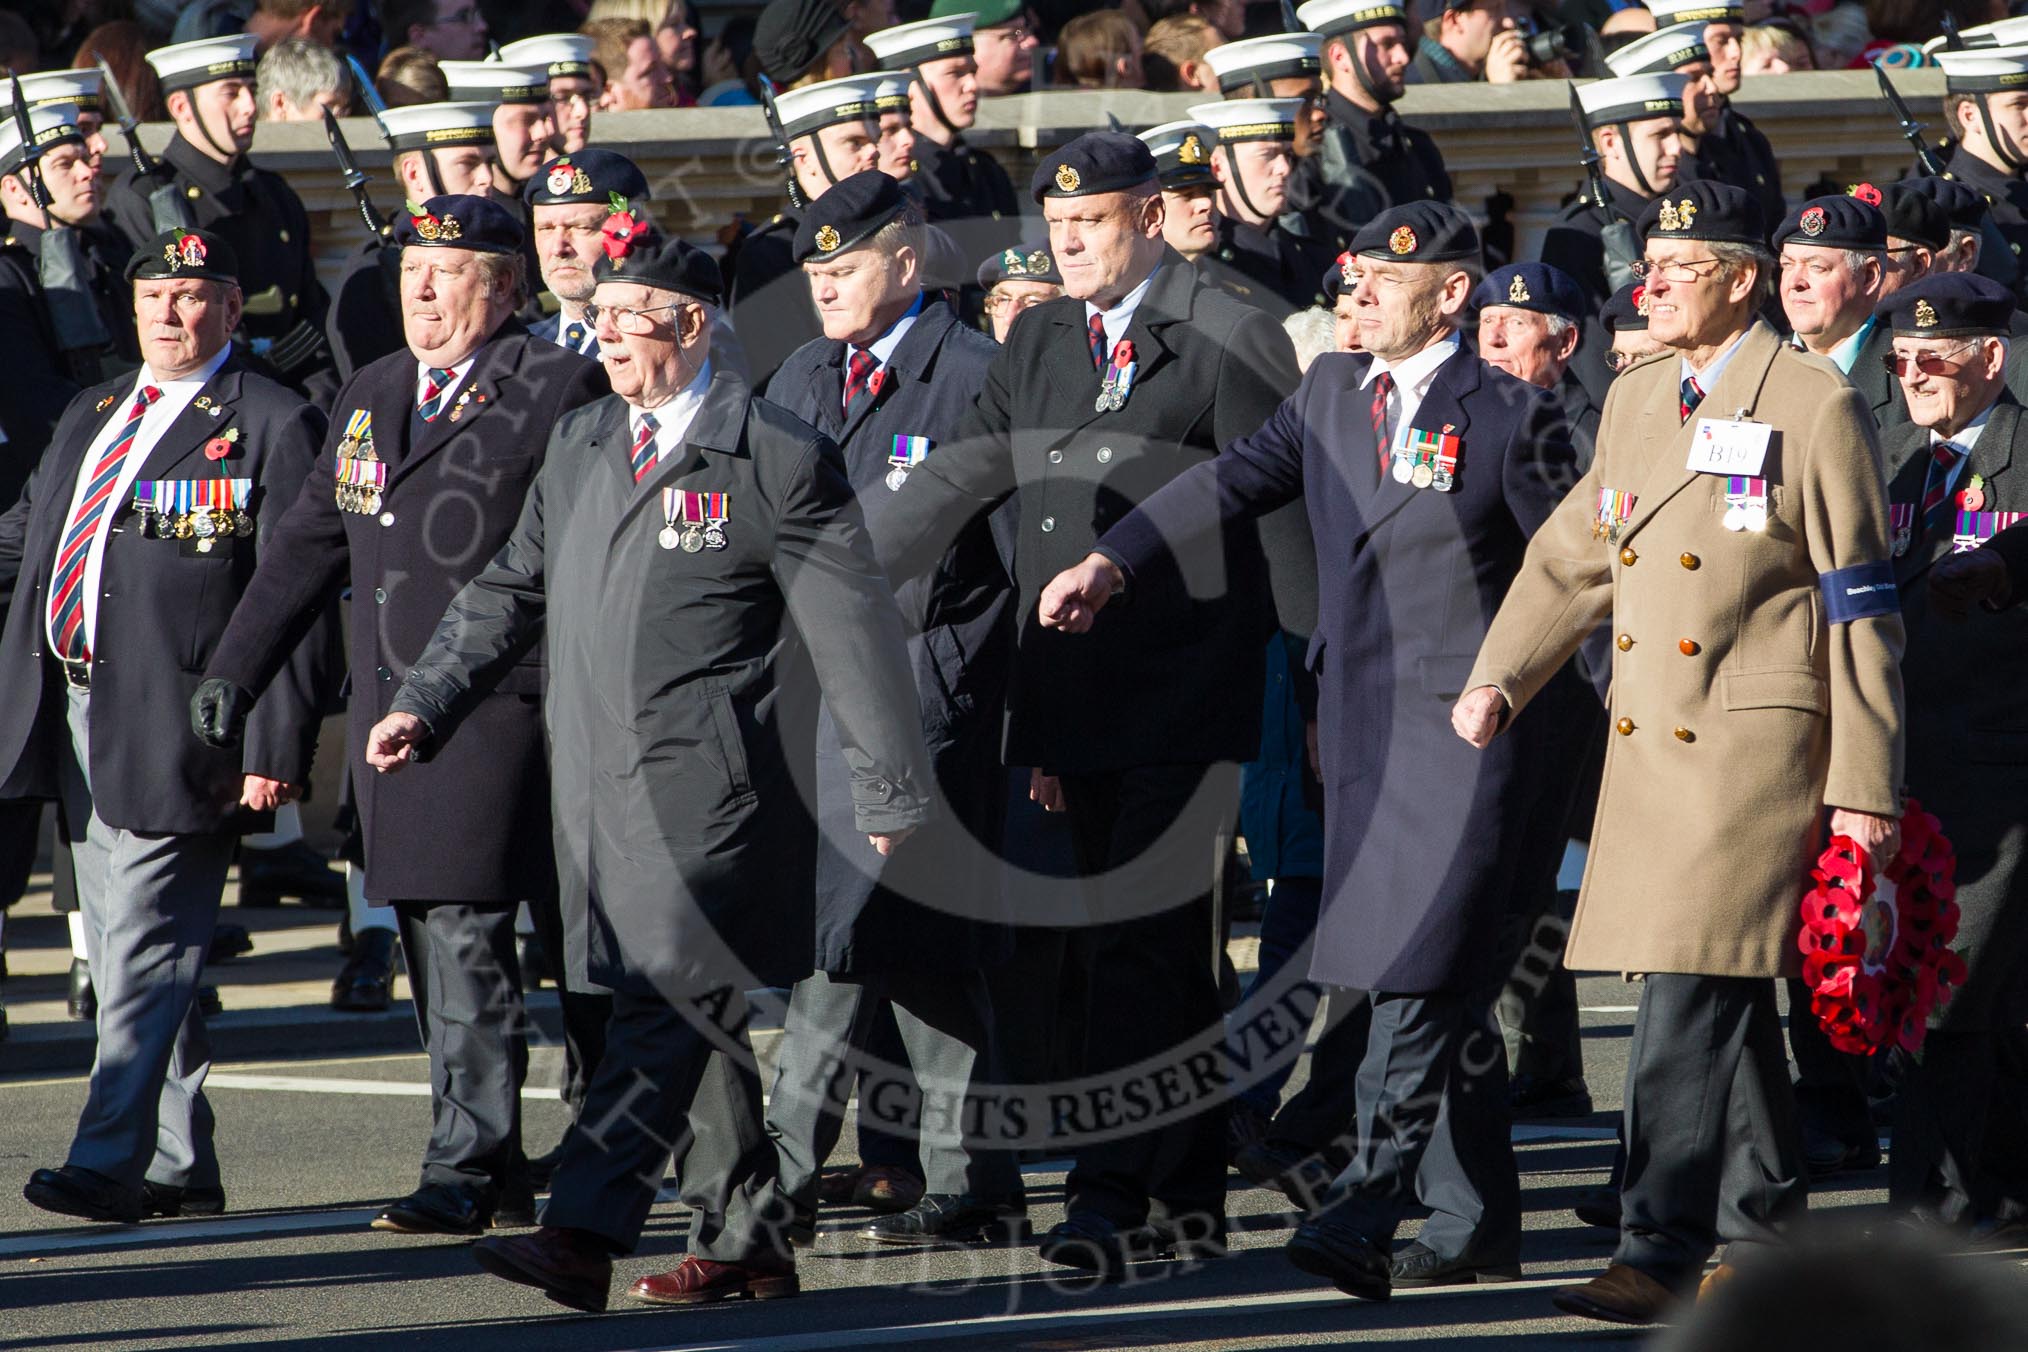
[414,355,477,405]
[1362,331,1460,395]
[1681,324,1755,394]
[1084,265,1160,352]
[1931,403,1994,455]
[860,292,924,368]
[140,343,233,396]
[632,359,713,463]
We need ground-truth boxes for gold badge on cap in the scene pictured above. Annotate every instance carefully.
[1508,273,1530,303]
[1915,298,1938,329]
[1388,225,1416,255]
[815,224,842,253]
[1056,163,1081,193]
[1026,250,1051,274]
[1654,198,1697,232]
[1633,283,1650,317]
[1178,134,1207,166]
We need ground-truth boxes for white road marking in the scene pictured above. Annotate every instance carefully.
[1580,1005,1640,1013]
[0,1208,379,1258]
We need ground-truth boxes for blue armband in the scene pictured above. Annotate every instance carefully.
[1819,562,1899,623]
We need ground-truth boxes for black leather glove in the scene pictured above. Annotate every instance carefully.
[191,678,254,748]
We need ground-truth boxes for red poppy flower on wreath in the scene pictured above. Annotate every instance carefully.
[1849,181,1883,207]
[602,208,648,262]
[1797,798,1967,1056]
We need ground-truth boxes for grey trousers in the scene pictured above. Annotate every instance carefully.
[1618,974,1807,1286]
[542,984,792,1262]
[394,901,527,1199]
[57,688,234,1192]
[1323,990,1520,1264]
[766,967,1020,1206]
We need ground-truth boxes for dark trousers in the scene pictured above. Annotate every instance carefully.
[1322,991,1520,1263]
[543,984,790,1261]
[1617,974,1806,1286]
[1496,884,1586,1085]
[394,902,527,1201]
[1266,988,1369,1153]
[1058,761,1237,1228]
[522,884,610,1121]
[1784,976,1875,1149]
[1235,875,1324,1118]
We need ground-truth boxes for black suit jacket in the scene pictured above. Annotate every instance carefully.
[869,253,1308,774]
[0,356,329,834]
[203,326,607,901]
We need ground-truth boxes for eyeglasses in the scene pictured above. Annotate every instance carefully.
[1629,257,1725,283]
[583,301,685,335]
[1605,348,1661,373]
[1882,341,1982,378]
[983,292,1053,315]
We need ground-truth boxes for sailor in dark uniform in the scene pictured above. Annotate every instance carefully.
[497,34,600,155]
[325,101,499,384]
[103,37,333,403]
[1647,0,1784,225]
[1188,99,1336,318]
[1291,0,1451,250]
[441,58,554,321]
[864,15,1021,240]
[1933,47,2028,298]
[726,72,887,388]
[15,68,110,168]
[1204,31,1328,166]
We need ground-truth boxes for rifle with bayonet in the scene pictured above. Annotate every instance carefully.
[1570,82,1638,293]
[94,50,192,233]
[8,71,111,384]
[1876,62,1949,176]
[755,73,807,212]
[323,105,390,244]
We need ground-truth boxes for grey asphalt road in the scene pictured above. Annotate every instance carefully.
[0,978,1896,1351]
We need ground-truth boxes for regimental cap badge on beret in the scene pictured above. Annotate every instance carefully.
[1799,205,1826,237]
[409,207,462,242]
[1389,225,1416,255]
[815,224,842,253]
[1178,134,1207,166]
[1508,272,1530,303]
[1916,298,1939,328]
[164,232,207,270]
[1026,249,1051,274]
[1056,164,1081,193]
[1655,198,1698,232]
[546,158,595,196]
[1634,283,1650,316]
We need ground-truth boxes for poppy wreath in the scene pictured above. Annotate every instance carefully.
[1797,799,1967,1056]
[601,192,650,262]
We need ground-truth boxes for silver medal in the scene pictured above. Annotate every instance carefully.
[658,525,681,550]
[680,525,704,553]
[1391,455,1413,485]
[885,466,908,491]
[1744,502,1768,532]
[704,525,728,550]
[1723,505,1746,532]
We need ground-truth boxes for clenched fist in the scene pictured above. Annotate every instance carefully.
[1038,553,1125,633]
[365,712,430,772]
[1451,685,1510,749]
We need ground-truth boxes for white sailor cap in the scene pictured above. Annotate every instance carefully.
[1641,0,1743,25]
[0,104,85,176]
[497,35,597,79]
[873,73,913,114]
[1937,44,2028,92]
[864,15,976,70]
[774,73,885,139]
[1138,119,1218,188]
[1576,72,1688,126]
[1296,0,1409,39]
[15,68,103,115]
[440,59,551,105]
[1605,23,1710,78]
[1188,97,1307,143]
[378,101,499,153]
[1203,33,1323,91]
[146,34,258,95]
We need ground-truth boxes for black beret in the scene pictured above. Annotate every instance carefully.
[1470,262,1585,324]
[592,233,723,306]
[977,242,1062,289]
[1772,194,1886,252]
[524,149,651,209]
[1031,131,1158,204]
[1636,179,1764,248]
[1601,280,1651,334]
[391,194,526,255]
[1901,175,1987,234]
[920,223,966,293]
[1349,200,1480,264]
[1321,250,1352,302]
[125,226,239,285]
[1879,181,1952,251]
[1878,272,2014,338]
[793,169,914,264]
[755,0,850,85]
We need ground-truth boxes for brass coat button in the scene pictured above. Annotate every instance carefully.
[1680,552,1700,570]
[1617,634,1633,651]
[1616,717,1634,735]
[1620,547,1637,566]
[1679,638,1699,655]
[1674,727,1695,742]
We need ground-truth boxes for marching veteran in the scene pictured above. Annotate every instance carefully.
[368,234,935,1313]
[1452,180,1906,1325]
[5,227,328,1223]
[193,196,607,1238]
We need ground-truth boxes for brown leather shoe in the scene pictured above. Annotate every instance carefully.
[1551,1262,1679,1326]
[854,1165,924,1214]
[471,1227,612,1313]
[629,1255,799,1306]
[1697,1262,1736,1302]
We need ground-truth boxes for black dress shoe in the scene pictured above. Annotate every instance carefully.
[237,839,346,908]
[493,1180,538,1228]
[1037,1212,1143,1277]
[331,928,398,1012]
[1285,1218,1391,1301]
[1234,1138,1341,1208]
[24,1165,143,1223]
[1389,1241,1521,1287]
[473,1228,611,1313]
[1128,1213,1228,1261]
[1507,1074,1594,1120]
[1226,1101,1273,1164]
[371,1183,487,1235]
[786,1204,817,1248]
[864,1194,1025,1246]
[142,1181,227,1217]
[1573,1185,1621,1230]
[207,923,254,964]
[1802,1125,1881,1179]
[67,957,95,1021]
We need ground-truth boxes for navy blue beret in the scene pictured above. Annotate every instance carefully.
[1636,179,1764,248]
[1031,131,1158,204]
[1900,175,1987,234]
[1879,181,1951,251]
[1601,280,1651,334]
[524,148,651,209]
[391,194,526,255]
[1471,262,1585,325]
[592,233,722,306]
[1772,194,1886,252]
[1878,271,2014,338]
[1349,200,1480,264]
[126,226,240,284]
[793,169,914,264]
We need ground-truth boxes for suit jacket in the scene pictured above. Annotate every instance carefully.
[726,212,816,390]
[388,373,935,995]
[869,252,1308,774]
[1097,342,1587,993]
[1843,320,1909,432]
[766,298,1015,973]
[1468,323,1906,978]
[324,237,404,386]
[203,325,607,902]
[1559,367,1602,474]
[0,356,330,835]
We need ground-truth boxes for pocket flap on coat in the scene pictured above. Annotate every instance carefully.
[1721,668,1827,715]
